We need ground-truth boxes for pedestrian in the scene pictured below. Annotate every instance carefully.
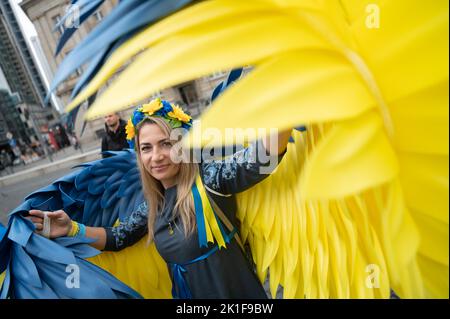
[70,133,80,150]
[101,112,129,158]
[58,125,71,148]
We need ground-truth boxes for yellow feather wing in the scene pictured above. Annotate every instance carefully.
[237,128,425,298]
[67,0,448,298]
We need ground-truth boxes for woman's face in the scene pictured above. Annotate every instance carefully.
[138,123,180,188]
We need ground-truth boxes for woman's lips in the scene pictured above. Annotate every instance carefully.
[152,164,170,172]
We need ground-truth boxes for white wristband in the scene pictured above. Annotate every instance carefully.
[41,211,51,239]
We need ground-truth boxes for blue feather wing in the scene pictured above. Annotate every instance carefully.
[54,0,105,56]
[50,0,194,103]
[0,150,144,298]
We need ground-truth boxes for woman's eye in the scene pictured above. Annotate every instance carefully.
[162,141,172,148]
[141,146,152,152]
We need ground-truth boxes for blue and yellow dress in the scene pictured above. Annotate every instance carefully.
[103,143,285,298]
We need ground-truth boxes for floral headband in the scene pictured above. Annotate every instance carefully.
[125,98,193,149]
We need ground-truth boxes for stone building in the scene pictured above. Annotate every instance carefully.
[0,0,59,153]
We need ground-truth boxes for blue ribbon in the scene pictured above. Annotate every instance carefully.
[212,209,230,246]
[191,183,208,248]
[170,264,191,299]
[169,228,238,299]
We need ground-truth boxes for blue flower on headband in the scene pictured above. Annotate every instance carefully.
[181,121,192,130]
[128,139,135,150]
[160,100,174,116]
[132,108,145,126]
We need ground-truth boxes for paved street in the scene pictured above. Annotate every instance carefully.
[0,138,103,226]
[0,165,80,225]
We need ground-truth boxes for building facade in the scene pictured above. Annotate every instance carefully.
[0,0,59,152]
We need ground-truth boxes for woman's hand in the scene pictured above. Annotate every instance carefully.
[262,128,292,156]
[27,209,72,238]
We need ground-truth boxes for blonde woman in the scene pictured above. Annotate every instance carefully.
[28,98,290,299]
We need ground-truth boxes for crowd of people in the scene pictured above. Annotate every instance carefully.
[0,124,80,175]
[1,114,127,176]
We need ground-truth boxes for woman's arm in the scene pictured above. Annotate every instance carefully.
[103,202,148,251]
[27,201,148,251]
[28,209,107,250]
[262,128,292,156]
[201,129,292,195]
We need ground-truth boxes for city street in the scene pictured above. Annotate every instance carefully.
[0,165,78,225]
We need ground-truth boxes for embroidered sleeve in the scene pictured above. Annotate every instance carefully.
[201,141,286,195]
[104,201,148,251]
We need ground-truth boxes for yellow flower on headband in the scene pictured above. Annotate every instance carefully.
[142,98,162,115]
[168,104,192,123]
[125,119,135,140]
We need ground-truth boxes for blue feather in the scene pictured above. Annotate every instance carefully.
[101,188,120,209]
[70,46,110,98]
[24,233,77,265]
[71,34,133,98]
[30,195,56,210]
[74,165,93,190]
[50,0,194,99]
[1,150,145,298]
[24,184,59,200]
[13,278,59,299]
[0,224,10,273]
[54,168,82,184]
[32,258,114,298]
[54,237,100,259]
[11,243,42,288]
[54,0,105,56]
[82,195,102,225]
[0,267,12,299]
[87,175,108,195]
[8,216,33,247]
[59,183,77,207]
[211,68,244,102]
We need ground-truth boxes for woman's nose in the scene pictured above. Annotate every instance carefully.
[152,147,165,161]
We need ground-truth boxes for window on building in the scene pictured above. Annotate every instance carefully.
[75,68,83,76]
[178,83,198,105]
[208,71,226,80]
[46,114,55,121]
[52,15,65,36]
[10,92,21,104]
[94,10,103,22]
[151,91,162,99]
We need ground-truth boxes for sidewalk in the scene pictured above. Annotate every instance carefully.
[0,140,103,187]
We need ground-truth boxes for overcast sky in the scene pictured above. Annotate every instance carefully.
[10,0,37,37]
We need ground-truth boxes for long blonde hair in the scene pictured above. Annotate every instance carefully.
[135,117,199,242]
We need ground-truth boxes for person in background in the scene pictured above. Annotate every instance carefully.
[101,112,129,158]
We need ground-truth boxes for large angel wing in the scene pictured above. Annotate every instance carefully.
[236,128,424,298]
[0,150,171,298]
[57,0,447,298]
